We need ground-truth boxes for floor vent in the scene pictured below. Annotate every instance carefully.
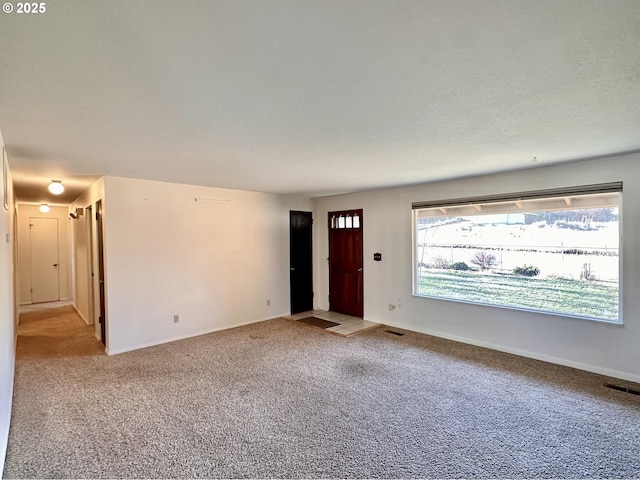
[604,383,640,396]
[385,330,405,336]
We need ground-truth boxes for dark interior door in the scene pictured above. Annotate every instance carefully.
[328,209,363,318]
[96,200,106,345]
[290,211,313,314]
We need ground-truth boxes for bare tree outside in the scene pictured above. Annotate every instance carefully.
[470,251,497,270]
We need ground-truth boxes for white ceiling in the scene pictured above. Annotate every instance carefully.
[1,0,639,204]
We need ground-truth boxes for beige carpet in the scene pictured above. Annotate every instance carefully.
[16,305,104,359]
[4,309,640,478]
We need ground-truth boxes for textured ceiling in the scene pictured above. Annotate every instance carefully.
[1,0,639,204]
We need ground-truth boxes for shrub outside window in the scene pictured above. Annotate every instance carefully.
[412,183,622,323]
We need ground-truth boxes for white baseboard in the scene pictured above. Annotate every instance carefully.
[372,317,640,385]
[72,304,91,326]
[106,313,289,356]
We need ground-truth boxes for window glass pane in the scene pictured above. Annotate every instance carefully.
[414,192,620,322]
[338,215,345,228]
[353,214,360,228]
[346,214,353,228]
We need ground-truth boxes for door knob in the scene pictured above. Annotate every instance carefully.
[53,263,58,267]
[358,267,363,272]
[290,267,295,271]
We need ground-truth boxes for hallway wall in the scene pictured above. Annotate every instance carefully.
[0,131,16,478]
[70,178,105,338]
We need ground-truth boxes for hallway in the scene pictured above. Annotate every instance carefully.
[16,303,104,359]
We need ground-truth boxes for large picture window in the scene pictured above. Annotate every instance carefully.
[412,183,622,323]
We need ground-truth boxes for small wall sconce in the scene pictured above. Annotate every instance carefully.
[39,204,50,213]
[48,180,64,195]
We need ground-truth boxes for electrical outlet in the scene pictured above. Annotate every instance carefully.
[388,304,396,311]
[173,314,179,323]
[266,299,271,306]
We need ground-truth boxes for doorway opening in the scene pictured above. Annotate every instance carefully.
[290,211,313,314]
[95,200,106,345]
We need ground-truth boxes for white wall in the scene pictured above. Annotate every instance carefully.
[70,178,105,335]
[315,152,640,383]
[71,207,90,324]
[102,176,312,354]
[16,204,72,304]
[0,131,16,478]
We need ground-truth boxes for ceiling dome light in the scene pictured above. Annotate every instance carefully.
[39,204,50,213]
[48,180,64,195]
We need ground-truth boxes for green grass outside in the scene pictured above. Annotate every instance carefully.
[417,269,619,321]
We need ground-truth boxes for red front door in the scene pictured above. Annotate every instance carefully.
[328,209,363,318]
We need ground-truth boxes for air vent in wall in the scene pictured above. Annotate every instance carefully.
[385,330,405,336]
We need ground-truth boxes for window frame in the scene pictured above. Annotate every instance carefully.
[411,183,623,324]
